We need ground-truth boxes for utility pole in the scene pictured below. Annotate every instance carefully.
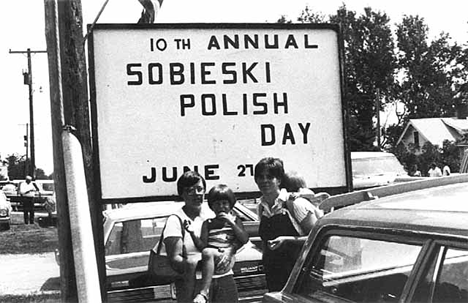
[44,0,104,300]
[25,123,29,177]
[376,88,381,149]
[9,48,47,179]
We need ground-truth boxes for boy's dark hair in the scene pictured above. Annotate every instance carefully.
[254,157,285,182]
[177,171,206,196]
[207,184,236,209]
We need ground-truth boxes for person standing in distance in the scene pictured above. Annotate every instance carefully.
[19,175,37,224]
[428,163,442,177]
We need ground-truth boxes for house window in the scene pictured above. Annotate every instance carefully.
[413,131,420,147]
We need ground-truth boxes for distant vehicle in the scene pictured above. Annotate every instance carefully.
[263,174,468,303]
[351,151,408,190]
[0,180,19,196]
[86,201,264,302]
[0,190,12,230]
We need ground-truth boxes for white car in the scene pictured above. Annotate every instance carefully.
[0,190,12,230]
[351,151,408,190]
[103,201,265,302]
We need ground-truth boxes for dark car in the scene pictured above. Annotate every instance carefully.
[263,174,468,303]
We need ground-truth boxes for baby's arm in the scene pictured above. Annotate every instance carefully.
[232,217,249,246]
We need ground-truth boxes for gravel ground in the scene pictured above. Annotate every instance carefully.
[0,252,60,296]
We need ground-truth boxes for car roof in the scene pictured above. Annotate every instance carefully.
[351,151,396,159]
[319,177,468,238]
[104,201,184,221]
[103,200,257,222]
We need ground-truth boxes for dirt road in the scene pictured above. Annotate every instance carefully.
[0,252,60,295]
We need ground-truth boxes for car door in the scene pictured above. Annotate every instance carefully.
[105,216,168,287]
[267,228,430,303]
[409,240,468,303]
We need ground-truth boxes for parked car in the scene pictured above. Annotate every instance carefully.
[263,174,468,303]
[102,201,265,302]
[351,151,408,190]
[0,189,12,230]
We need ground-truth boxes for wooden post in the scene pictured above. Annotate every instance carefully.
[44,0,106,301]
[44,1,76,301]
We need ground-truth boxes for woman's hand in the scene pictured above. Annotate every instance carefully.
[215,247,235,272]
[267,236,289,250]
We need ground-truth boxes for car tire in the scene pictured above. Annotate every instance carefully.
[38,217,47,228]
[0,222,10,231]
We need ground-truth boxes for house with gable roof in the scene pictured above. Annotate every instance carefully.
[396,118,468,156]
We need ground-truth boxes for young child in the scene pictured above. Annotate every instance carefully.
[185,184,249,303]
[283,171,328,217]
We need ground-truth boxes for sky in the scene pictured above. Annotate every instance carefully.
[1,0,467,175]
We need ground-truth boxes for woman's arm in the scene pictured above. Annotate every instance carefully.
[269,198,318,251]
[299,211,318,234]
[164,237,186,273]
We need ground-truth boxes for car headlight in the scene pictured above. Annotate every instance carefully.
[0,208,8,216]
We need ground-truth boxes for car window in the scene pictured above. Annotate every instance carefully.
[233,205,255,222]
[352,156,406,177]
[41,183,54,192]
[413,246,468,303]
[105,217,167,256]
[295,235,422,302]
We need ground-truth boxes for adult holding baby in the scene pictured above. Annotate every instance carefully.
[254,157,319,291]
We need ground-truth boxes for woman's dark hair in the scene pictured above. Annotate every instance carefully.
[254,157,285,182]
[207,184,236,209]
[177,170,206,196]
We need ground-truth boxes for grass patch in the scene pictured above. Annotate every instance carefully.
[0,215,58,254]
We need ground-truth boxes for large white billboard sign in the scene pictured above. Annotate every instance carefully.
[90,24,347,201]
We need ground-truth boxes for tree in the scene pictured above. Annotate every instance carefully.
[396,16,461,120]
[297,6,326,23]
[5,154,50,180]
[329,6,397,150]
[6,154,28,180]
[292,5,398,150]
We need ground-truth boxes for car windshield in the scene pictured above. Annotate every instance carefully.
[352,156,406,177]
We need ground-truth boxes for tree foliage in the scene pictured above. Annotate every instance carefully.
[396,16,461,120]
[5,154,50,180]
[394,140,462,176]
[287,5,467,156]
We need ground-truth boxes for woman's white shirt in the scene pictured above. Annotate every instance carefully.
[158,203,215,257]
